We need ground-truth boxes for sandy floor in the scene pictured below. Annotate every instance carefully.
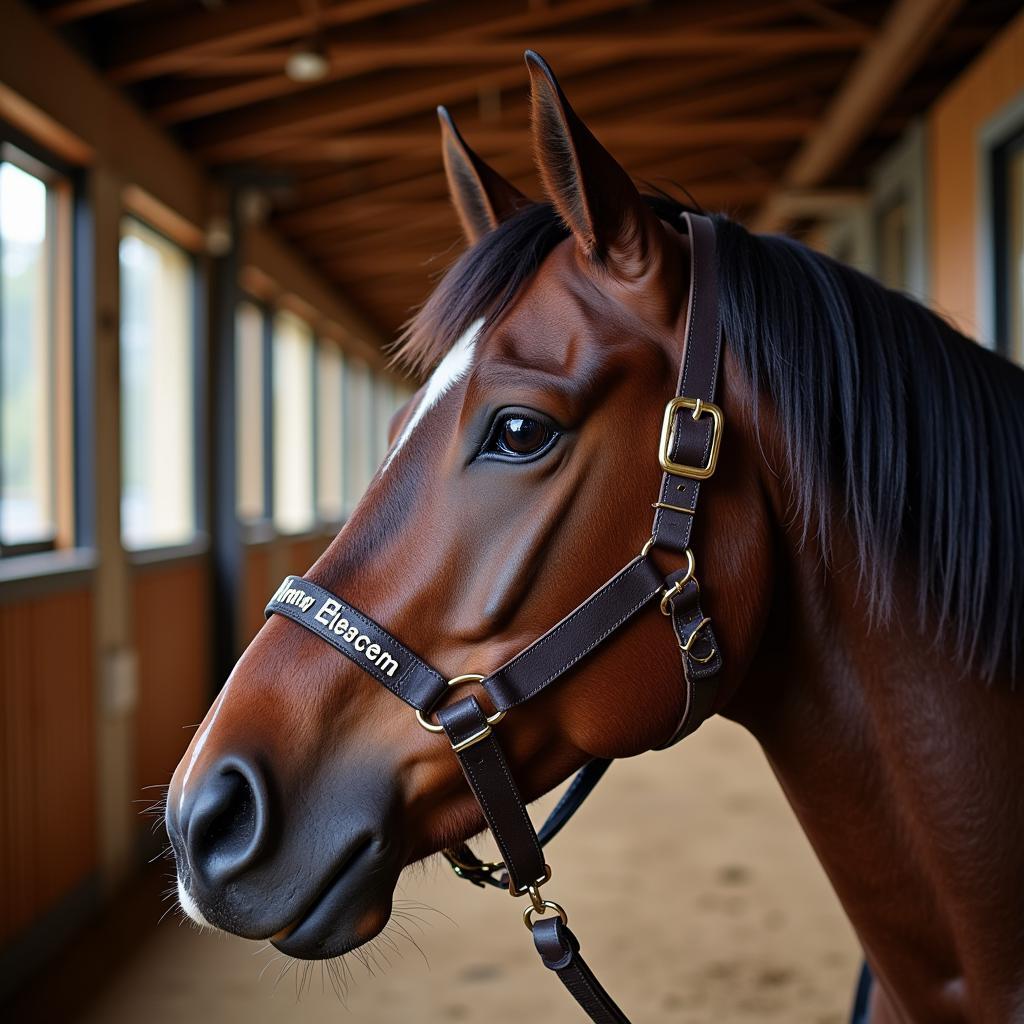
[9,718,862,1023]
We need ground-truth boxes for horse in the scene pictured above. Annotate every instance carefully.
[165,52,1024,1023]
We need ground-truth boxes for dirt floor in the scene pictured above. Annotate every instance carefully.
[8,717,862,1023]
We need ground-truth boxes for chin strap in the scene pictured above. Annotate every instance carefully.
[266,212,725,1023]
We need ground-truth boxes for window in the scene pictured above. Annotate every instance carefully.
[272,310,314,533]
[374,374,395,466]
[119,218,196,549]
[343,357,373,511]
[994,127,1024,364]
[1,149,72,553]
[235,300,266,521]
[868,122,928,300]
[876,197,909,292]
[316,341,344,524]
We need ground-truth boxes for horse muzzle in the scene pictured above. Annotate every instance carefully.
[165,752,403,958]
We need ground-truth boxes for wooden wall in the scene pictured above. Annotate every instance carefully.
[0,588,96,945]
[132,560,211,819]
[928,8,1024,340]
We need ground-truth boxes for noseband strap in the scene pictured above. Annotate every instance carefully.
[265,211,724,1023]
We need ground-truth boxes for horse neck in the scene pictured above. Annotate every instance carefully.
[722,480,1024,1019]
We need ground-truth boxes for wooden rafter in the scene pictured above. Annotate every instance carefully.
[28,0,1016,339]
[752,0,967,231]
[149,0,655,124]
[45,0,143,25]
[155,30,869,78]
[276,50,798,215]
[190,28,861,165]
[251,119,817,163]
[106,0,433,84]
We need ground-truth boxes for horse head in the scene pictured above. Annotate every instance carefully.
[164,53,770,962]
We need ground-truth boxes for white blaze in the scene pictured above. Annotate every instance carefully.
[174,320,481,928]
[380,318,481,475]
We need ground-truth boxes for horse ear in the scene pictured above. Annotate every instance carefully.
[525,51,659,276]
[438,106,529,245]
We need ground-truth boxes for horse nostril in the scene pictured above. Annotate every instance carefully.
[182,757,271,887]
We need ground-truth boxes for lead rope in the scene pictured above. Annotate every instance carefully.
[266,212,724,1023]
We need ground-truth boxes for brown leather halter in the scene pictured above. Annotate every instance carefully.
[265,212,724,1022]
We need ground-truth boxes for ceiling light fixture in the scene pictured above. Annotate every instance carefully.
[285,40,329,83]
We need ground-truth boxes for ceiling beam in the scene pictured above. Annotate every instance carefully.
[108,0,638,85]
[155,30,870,78]
[751,0,966,232]
[192,28,859,164]
[192,56,618,162]
[45,0,144,25]
[253,119,815,162]
[150,0,650,125]
[105,0,433,84]
[281,51,791,212]
[281,137,787,240]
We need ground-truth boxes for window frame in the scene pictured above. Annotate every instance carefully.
[234,294,273,528]
[314,336,346,531]
[979,91,1024,357]
[269,307,316,537]
[989,118,1024,362]
[0,131,76,559]
[118,213,204,555]
[869,120,929,300]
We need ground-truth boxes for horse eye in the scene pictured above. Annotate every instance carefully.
[490,414,555,458]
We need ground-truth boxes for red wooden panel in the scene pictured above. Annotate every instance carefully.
[132,559,211,816]
[0,589,96,945]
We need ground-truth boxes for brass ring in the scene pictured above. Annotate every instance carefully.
[659,549,697,615]
[523,899,568,931]
[416,674,507,734]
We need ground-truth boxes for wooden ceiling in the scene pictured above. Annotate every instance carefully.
[33,0,1021,339]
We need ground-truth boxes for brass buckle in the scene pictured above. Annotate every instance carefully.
[658,397,724,480]
[415,673,506,746]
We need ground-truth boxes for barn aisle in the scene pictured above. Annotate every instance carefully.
[10,718,859,1024]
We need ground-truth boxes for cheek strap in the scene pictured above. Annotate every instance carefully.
[264,211,727,1024]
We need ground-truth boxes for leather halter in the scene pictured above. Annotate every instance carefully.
[266,212,724,1022]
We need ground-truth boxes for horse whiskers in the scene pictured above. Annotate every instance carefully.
[272,956,296,992]
[147,843,173,865]
[386,919,430,968]
[257,952,285,984]
[248,902,438,1006]
[393,898,456,927]
[157,901,184,927]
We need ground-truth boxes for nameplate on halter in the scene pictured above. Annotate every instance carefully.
[264,575,449,714]
[270,576,400,675]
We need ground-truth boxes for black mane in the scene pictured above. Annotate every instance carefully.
[394,198,1024,679]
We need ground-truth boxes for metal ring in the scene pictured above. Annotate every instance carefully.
[415,674,507,734]
[523,899,568,931]
[680,617,716,663]
[658,549,697,615]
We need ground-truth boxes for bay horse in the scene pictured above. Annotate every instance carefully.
[165,53,1024,1022]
